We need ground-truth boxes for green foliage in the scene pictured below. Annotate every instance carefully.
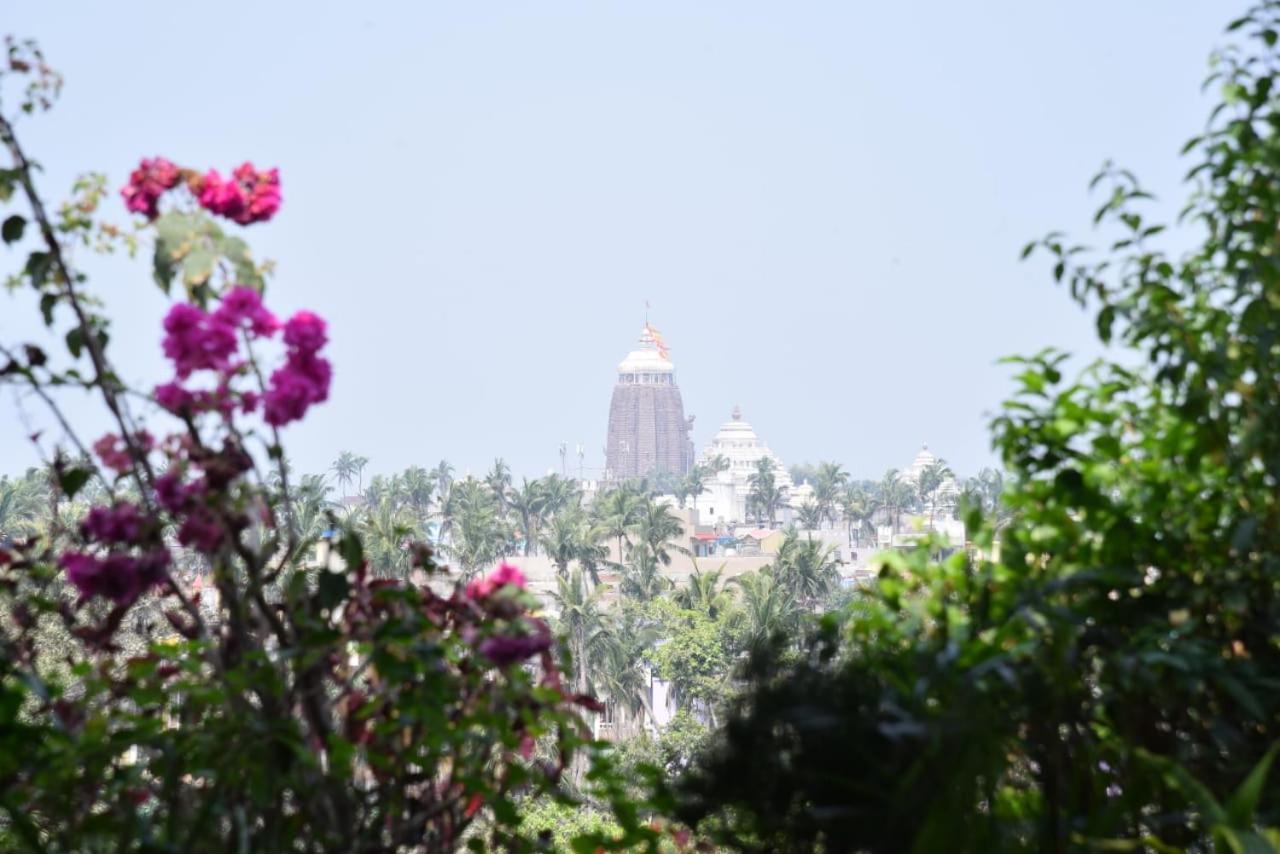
[674,5,1280,851]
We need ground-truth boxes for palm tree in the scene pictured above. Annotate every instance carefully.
[399,465,435,523]
[772,529,840,607]
[508,477,547,556]
[674,564,731,620]
[681,464,709,510]
[0,472,44,541]
[730,568,799,652]
[551,569,610,696]
[593,613,661,738]
[747,458,788,528]
[706,454,731,475]
[485,458,512,509]
[619,549,672,601]
[916,458,953,530]
[840,486,875,548]
[358,496,420,577]
[592,487,643,567]
[443,477,508,577]
[292,473,335,545]
[812,461,848,529]
[540,505,591,578]
[795,500,824,536]
[629,497,688,568]
[876,468,914,534]
[330,451,364,498]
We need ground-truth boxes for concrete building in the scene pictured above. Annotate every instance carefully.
[603,325,694,482]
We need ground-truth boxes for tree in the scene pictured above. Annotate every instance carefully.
[839,486,875,549]
[915,458,953,530]
[811,461,848,529]
[674,564,732,620]
[330,450,364,498]
[770,529,839,607]
[746,458,787,528]
[0,471,44,542]
[678,10,1280,850]
[794,501,824,535]
[729,568,799,653]
[507,477,547,556]
[628,496,687,568]
[875,468,914,534]
[592,487,642,568]
[357,495,420,577]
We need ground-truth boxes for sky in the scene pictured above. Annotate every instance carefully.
[0,1,1252,483]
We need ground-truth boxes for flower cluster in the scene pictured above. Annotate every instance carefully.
[264,312,331,426]
[120,157,181,219]
[197,164,281,225]
[60,501,169,604]
[93,430,154,476]
[154,286,329,427]
[464,563,553,666]
[120,157,280,225]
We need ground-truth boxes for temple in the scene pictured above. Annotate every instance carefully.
[603,325,694,482]
[692,406,795,526]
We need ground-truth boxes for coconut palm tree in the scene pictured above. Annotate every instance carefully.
[916,458,953,530]
[550,569,610,695]
[876,468,914,534]
[840,486,875,548]
[730,568,799,652]
[592,487,643,567]
[330,451,362,498]
[0,472,45,541]
[683,464,709,508]
[540,505,592,578]
[507,477,547,556]
[443,477,508,577]
[398,465,434,522]
[812,461,848,529]
[795,501,824,536]
[674,564,731,620]
[772,529,840,607]
[358,496,420,577]
[593,613,661,738]
[706,454,731,475]
[619,549,672,602]
[628,497,688,568]
[485,458,512,510]
[292,473,335,545]
[747,458,788,528]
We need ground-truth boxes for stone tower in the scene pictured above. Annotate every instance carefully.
[604,326,693,482]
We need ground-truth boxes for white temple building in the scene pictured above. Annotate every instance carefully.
[690,406,794,527]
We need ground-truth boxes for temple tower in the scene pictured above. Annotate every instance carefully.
[604,325,693,482]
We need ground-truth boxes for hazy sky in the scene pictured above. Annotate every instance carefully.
[1,2,1249,483]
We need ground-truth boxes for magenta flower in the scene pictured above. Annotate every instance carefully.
[178,506,225,554]
[92,434,133,475]
[282,311,327,353]
[478,624,552,666]
[80,502,146,545]
[465,562,528,600]
[154,381,194,414]
[161,303,237,379]
[60,548,168,605]
[198,163,281,225]
[214,286,279,337]
[120,157,181,220]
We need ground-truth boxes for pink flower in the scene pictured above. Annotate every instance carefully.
[161,303,237,378]
[198,163,281,225]
[154,381,195,414]
[282,311,327,353]
[155,471,194,513]
[197,169,247,222]
[477,623,552,666]
[178,507,225,553]
[92,434,132,475]
[120,157,181,220]
[214,286,279,337]
[465,562,527,600]
[60,548,168,604]
[80,502,147,545]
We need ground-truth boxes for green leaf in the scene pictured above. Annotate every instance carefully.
[58,467,91,499]
[65,327,84,359]
[317,570,350,611]
[39,292,57,326]
[1225,743,1280,827]
[181,247,216,289]
[1,214,25,244]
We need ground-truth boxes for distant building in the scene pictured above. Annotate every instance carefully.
[691,406,795,526]
[604,325,694,482]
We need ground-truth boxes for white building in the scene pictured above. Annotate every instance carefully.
[690,406,794,526]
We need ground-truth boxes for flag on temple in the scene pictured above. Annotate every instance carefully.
[645,322,670,360]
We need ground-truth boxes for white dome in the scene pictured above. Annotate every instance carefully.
[617,327,674,374]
